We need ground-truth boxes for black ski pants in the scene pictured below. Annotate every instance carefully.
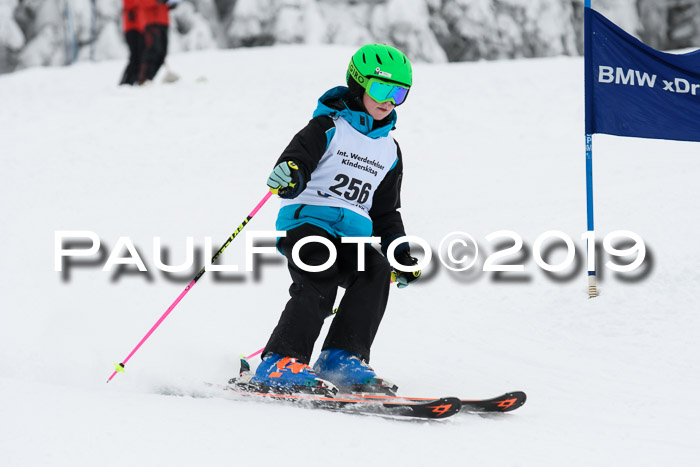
[140,24,168,83]
[263,224,392,364]
[120,30,144,86]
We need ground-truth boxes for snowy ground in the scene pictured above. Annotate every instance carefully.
[1,46,699,466]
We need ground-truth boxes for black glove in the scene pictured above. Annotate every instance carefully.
[391,250,421,288]
[267,160,304,199]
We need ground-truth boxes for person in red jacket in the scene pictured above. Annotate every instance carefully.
[139,0,179,84]
[120,0,145,85]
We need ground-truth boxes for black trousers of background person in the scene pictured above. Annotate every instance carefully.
[263,224,392,364]
[120,30,144,85]
[139,24,168,83]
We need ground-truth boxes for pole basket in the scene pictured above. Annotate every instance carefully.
[588,275,599,298]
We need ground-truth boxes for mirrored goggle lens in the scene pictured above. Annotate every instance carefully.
[368,80,409,105]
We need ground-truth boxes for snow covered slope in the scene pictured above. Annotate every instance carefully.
[1,46,698,466]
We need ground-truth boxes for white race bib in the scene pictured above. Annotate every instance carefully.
[281,117,398,219]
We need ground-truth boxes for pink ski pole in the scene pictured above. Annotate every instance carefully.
[107,191,274,382]
[245,348,265,360]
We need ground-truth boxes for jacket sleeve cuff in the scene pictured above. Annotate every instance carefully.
[381,233,410,257]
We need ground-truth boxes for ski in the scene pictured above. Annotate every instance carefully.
[334,391,527,413]
[220,358,524,417]
[218,383,461,419]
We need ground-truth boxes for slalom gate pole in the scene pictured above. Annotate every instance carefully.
[584,0,599,298]
[107,191,274,382]
[585,134,598,298]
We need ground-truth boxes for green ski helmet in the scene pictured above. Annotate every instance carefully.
[347,44,412,105]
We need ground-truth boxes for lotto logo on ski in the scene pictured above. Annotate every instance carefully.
[495,398,518,410]
[428,402,455,417]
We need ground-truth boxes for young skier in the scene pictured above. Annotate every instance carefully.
[251,44,421,395]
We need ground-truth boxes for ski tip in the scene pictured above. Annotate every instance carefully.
[502,391,526,412]
[458,391,527,413]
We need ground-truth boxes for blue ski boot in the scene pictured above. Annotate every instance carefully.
[313,348,398,395]
[248,353,337,396]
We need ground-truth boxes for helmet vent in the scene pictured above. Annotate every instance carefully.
[388,51,394,60]
[362,53,366,63]
[375,54,382,65]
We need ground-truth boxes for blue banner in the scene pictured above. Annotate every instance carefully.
[585,8,700,142]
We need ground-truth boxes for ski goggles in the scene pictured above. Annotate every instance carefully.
[365,78,410,105]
